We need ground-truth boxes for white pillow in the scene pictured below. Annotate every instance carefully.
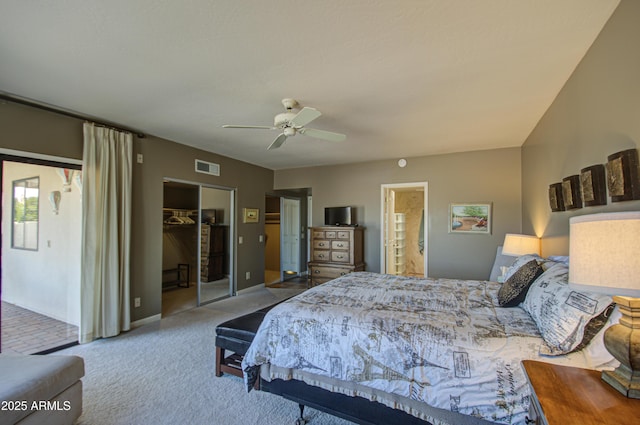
[547,255,570,265]
[522,262,613,356]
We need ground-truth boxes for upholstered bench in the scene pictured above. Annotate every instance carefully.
[0,354,84,425]
[215,301,284,378]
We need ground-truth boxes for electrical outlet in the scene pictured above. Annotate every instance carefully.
[136,153,143,164]
[239,236,243,244]
[245,271,251,280]
[259,234,264,242]
[134,297,141,308]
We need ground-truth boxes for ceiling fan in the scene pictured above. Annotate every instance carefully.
[222,98,346,150]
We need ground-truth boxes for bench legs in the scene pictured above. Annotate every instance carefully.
[215,346,244,378]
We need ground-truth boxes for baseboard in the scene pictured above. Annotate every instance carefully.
[131,314,161,329]
[237,283,265,295]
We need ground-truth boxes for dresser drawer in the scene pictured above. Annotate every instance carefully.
[331,240,349,250]
[313,240,331,249]
[337,231,351,239]
[313,250,331,261]
[331,251,350,263]
[310,265,351,279]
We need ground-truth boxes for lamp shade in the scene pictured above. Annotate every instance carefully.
[569,212,640,297]
[502,233,540,256]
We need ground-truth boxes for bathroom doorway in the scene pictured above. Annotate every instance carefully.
[381,182,428,277]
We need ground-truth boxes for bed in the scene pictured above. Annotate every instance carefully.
[242,255,619,425]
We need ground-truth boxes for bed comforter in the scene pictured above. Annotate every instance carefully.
[242,272,553,424]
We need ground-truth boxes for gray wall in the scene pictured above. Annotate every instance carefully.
[521,0,640,256]
[275,147,522,280]
[0,100,274,322]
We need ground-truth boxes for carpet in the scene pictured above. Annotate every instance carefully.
[59,287,353,425]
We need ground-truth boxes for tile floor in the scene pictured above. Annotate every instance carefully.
[1,301,78,354]
[1,273,306,354]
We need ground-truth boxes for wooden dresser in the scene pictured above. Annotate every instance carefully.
[308,226,365,286]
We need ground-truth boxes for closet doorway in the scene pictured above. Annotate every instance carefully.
[162,180,234,316]
[381,182,428,277]
[264,195,302,286]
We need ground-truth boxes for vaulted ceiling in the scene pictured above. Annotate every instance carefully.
[0,1,620,170]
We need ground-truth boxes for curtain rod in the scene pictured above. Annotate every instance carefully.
[0,93,146,138]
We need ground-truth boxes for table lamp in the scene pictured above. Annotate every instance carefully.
[502,233,541,256]
[569,211,640,398]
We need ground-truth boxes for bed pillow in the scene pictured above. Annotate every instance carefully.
[570,303,615,353]
[489,246,516,282]
[522,262,613,356]
[502,254,543,282]
[497,259,544,307]
[547,255,570,265]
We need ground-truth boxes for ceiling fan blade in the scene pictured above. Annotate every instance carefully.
[222,125,274,129]
[290,107,321,128]
[298,127,346,142]
[267,133,288,150]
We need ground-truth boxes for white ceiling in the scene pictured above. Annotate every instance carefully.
[0,1,620,170]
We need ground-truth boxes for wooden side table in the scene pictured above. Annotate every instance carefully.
[522,360,640,425]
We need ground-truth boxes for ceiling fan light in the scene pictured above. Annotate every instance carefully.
[274,112,296,127]
[284,127,296,137]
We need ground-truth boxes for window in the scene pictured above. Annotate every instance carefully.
[12,176,39,250]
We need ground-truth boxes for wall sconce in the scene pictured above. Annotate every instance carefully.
[56,168,73,192]
[49,191,61,214]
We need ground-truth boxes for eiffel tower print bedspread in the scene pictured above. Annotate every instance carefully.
[242,272,544,425]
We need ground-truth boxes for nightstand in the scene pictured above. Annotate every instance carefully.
[522,360,640,425]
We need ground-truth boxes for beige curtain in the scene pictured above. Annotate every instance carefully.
[80,122,132,343]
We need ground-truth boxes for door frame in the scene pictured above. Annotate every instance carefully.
[380,182,429,276]
[1,149,83,354]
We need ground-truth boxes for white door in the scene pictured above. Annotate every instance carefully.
[281,197,300,276]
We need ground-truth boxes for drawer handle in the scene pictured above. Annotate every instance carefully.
[318,254,325,258]
[314,270,320,274]
[340,272,346,276]
[336,255,344,259]
[336,243,344,247]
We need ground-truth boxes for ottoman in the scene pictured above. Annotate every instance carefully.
[0,354,84,425]
[215,300,284,378]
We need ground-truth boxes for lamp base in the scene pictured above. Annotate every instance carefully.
[602,296,640,399]
[602,367,640,399]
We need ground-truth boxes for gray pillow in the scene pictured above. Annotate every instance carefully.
[498,259,544,307]
[489,246,516,282]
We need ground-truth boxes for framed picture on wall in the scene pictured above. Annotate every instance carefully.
[548,183,565,212]
[243,207,259,223]
[580,164,607,207]
[562,175,582,210]
[449,203,491,234]
[606,149,640,202]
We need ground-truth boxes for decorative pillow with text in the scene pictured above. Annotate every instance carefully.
[522,263,612,355]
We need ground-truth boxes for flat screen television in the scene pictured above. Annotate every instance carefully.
[324,206,355,226]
